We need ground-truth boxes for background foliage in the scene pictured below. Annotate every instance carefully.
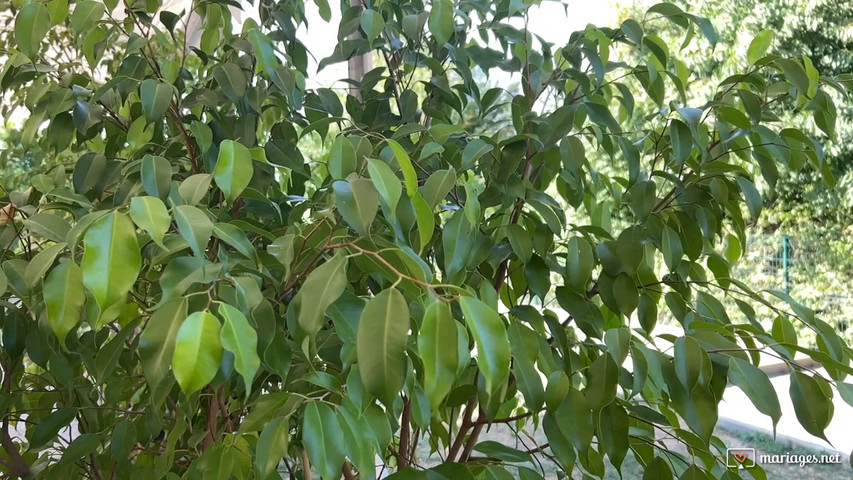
[0,0,852,479]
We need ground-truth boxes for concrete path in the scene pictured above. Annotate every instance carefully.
[718,368,853,457]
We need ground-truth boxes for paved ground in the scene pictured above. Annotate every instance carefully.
[718,367,853,456]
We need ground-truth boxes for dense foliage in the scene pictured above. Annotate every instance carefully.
[0,0,852,479]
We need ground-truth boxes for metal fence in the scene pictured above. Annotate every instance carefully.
[732,232,853,343]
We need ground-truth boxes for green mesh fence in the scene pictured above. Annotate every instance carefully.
[733,232,853,344]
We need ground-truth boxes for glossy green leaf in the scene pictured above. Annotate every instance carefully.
[25,242,65,290]
[214,140,253,203]
[333,178,379,236]
[459,296,510,394]
[386,139,418,197]
[213,63,247,103]
[179,173,213,205]
[44,262,85,348]
[129,196,170,248]
[140,79,172,123]
[15,3,50,58]
[357,288,409,406]
[173,205,213,258]
[585,354,619,410]
[172,311,223,395]
[418,301,458,408]
[302,402,346,480]
[360,9,385,44]
[213,223,256,261]
[139,297,188,387]
[70,0,103,32]
[255,416,289,477]
[728,357,782,432]
[292,253,348,340]
[141,154,172,200]
[218,303,260,396]
[789,371,833,441]
[29,408,77,451]
[747,30,774,65]
[429,0,454,45]
[662,226,683,271]
[25,212,72,243]
[367,158,402,220]
[81,212,141,326]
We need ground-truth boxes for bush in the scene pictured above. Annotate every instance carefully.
[0,0,851,478]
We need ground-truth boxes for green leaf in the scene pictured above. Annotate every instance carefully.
[357,288,409,406]
[81,212,141,326]
[213,63,247,103]
[173,205,213,258]
[736,176,762,221]
[418,301,458,408]
[776,58,811,95]
[141,154,172,200]
[25,242,66,290]
[367,158,402,221]
[360,9,385,45]
[70,0,103,32]
[60,433,101,465]
[179,173,213,205]
[459,296,510,394]
[302,403,346,480]
[584,354,619,410]
[139,79,172,123]
[333,178,379,236]
[386,139,418,197]
[139,297,188,387]
[473,441,532,463]
[15,3,51,58]
[747,30,774,65]
[214,140,253,203]
[442,210,473,279]
[255,417,289,477]
[25,212,72,243]
[789,371,833,441]
[674,337,708,390]
[429,0,454,45]
[213,223,256,261]
[669,119,692,166]
[172,311,223,395]
[461,139,493,169]
[412,192,435,253]
[249,28,280,76]
[420,169,456,209]
[661,226,683,271]
[44,262,85,348]
[565,237,594,291]
[218,303,260,396]
[129,196,170,248]
[292,253,348,340]
[728,357,782,432]
[28,407,77,451]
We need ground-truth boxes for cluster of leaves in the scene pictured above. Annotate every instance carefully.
[0,0,852,479]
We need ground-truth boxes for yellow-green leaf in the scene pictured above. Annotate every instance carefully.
[172,311,223,395]
[218,303,260,396]
[81,212,141,326]
[214,140,253,203]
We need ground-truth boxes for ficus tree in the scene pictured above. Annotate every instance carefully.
[0,0,851,478]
